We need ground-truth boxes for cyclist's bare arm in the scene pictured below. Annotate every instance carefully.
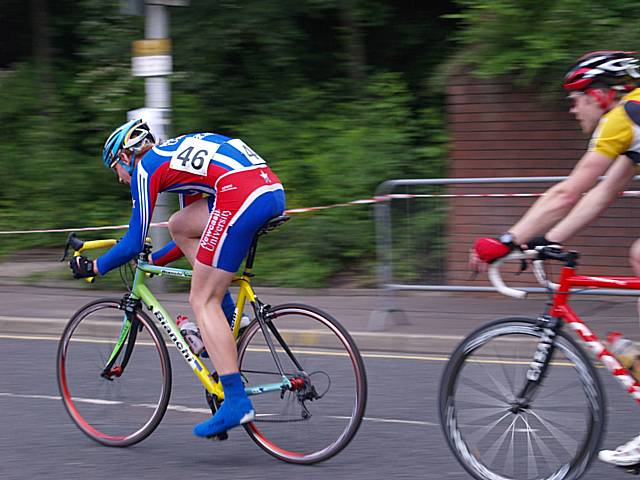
[546,155,636,243]
[510,151,615,244]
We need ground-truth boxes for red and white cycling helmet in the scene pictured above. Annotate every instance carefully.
[563,51,640,108]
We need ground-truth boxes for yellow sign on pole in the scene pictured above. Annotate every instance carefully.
[132,38,172,56]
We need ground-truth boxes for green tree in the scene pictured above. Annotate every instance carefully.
[447,0,640,90]
[0,0,454,286]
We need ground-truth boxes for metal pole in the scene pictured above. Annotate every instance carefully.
[145,3,171,290]
[368,185,410,330]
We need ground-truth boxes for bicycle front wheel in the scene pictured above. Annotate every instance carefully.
[439,317,605,480]
[237,303,367,464]
[57,298,172,447]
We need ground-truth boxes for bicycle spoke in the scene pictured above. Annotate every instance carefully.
[465,410,513,445]
[534,379,583,404]
[484,364,517,403]
[524,416,540,479]
[457,405,511,425]
[457,374,512,407]
[505,425,517,476]
[491,341,519,394]
[520,413,563,473]
[528,409,579,455]
[482,414,519,466]
[530,406,586,428]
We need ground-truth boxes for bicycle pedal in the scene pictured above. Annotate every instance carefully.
[617,464,640,475]
[207,431,229,441]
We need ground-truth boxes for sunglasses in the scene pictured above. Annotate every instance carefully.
[108,150,129,172]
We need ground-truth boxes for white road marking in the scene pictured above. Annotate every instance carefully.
[337,415,437,426]
[0,392,61,401]
[0,392,436,426]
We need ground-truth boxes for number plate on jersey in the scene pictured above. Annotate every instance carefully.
[169,137,220,176]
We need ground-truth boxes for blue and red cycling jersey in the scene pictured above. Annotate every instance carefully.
[95,132,285,275]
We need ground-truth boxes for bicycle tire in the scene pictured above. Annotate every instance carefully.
[237,303,367,464]
[57,298,172,447]
[439,316,606,480]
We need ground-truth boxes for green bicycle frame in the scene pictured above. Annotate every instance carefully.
[105,260,291,400]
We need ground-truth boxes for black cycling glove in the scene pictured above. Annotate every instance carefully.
[526,235,563,250]
[69,256,95,279]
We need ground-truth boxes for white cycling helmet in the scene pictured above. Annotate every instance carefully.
[102,119,156,173]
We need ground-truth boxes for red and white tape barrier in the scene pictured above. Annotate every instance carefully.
[2,190,640,235]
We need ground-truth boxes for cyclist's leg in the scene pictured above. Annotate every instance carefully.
[190,261,255,437]
[167,198,209,265]
[189,173,284,437]
[168,198,238,326]
[599,239,640,466]
[190,265,238,374]
[630,239,640,320]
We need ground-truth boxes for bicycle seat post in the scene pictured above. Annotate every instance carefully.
[243,236,259,274]
[242,215,289,275]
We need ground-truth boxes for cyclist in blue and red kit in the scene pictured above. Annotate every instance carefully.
[69,119,286,438]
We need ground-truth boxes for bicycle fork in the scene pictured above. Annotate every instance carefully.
[512,314,562,411]
[101,295,140,380]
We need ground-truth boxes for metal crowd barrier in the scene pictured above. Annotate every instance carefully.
[369,175,640,330]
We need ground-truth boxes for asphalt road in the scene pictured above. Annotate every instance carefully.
[2,334,640,480]
[4,283,640,479]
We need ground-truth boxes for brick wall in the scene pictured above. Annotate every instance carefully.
[445,75,640,287]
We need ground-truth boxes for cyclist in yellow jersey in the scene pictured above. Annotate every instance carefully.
[590,90,640,161]
[470,50,640,467]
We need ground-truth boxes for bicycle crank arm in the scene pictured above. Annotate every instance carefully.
[617,464,640,475]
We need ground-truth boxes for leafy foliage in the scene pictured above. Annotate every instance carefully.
[0,0,453,286]
[446,0,640,92]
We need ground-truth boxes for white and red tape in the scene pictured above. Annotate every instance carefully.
[2,190,640,235]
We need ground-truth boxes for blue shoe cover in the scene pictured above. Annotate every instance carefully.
[193,398,255,438]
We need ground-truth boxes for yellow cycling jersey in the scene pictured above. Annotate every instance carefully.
[589,88,640,163]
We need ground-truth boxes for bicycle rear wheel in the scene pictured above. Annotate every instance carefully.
[57,298,172,447]
[237,303,367,464]
[439,317,605,480]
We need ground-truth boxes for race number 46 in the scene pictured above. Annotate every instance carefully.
[169,137,220,176]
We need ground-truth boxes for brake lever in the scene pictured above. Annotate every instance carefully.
[60,233,85,261]
[515,259,529,275]
[60,234,74,261]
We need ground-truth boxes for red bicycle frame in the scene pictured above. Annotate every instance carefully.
[551,266,640,404]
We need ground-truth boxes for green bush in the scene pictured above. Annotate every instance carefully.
[0,68,446,286]
[0,1,452,287]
